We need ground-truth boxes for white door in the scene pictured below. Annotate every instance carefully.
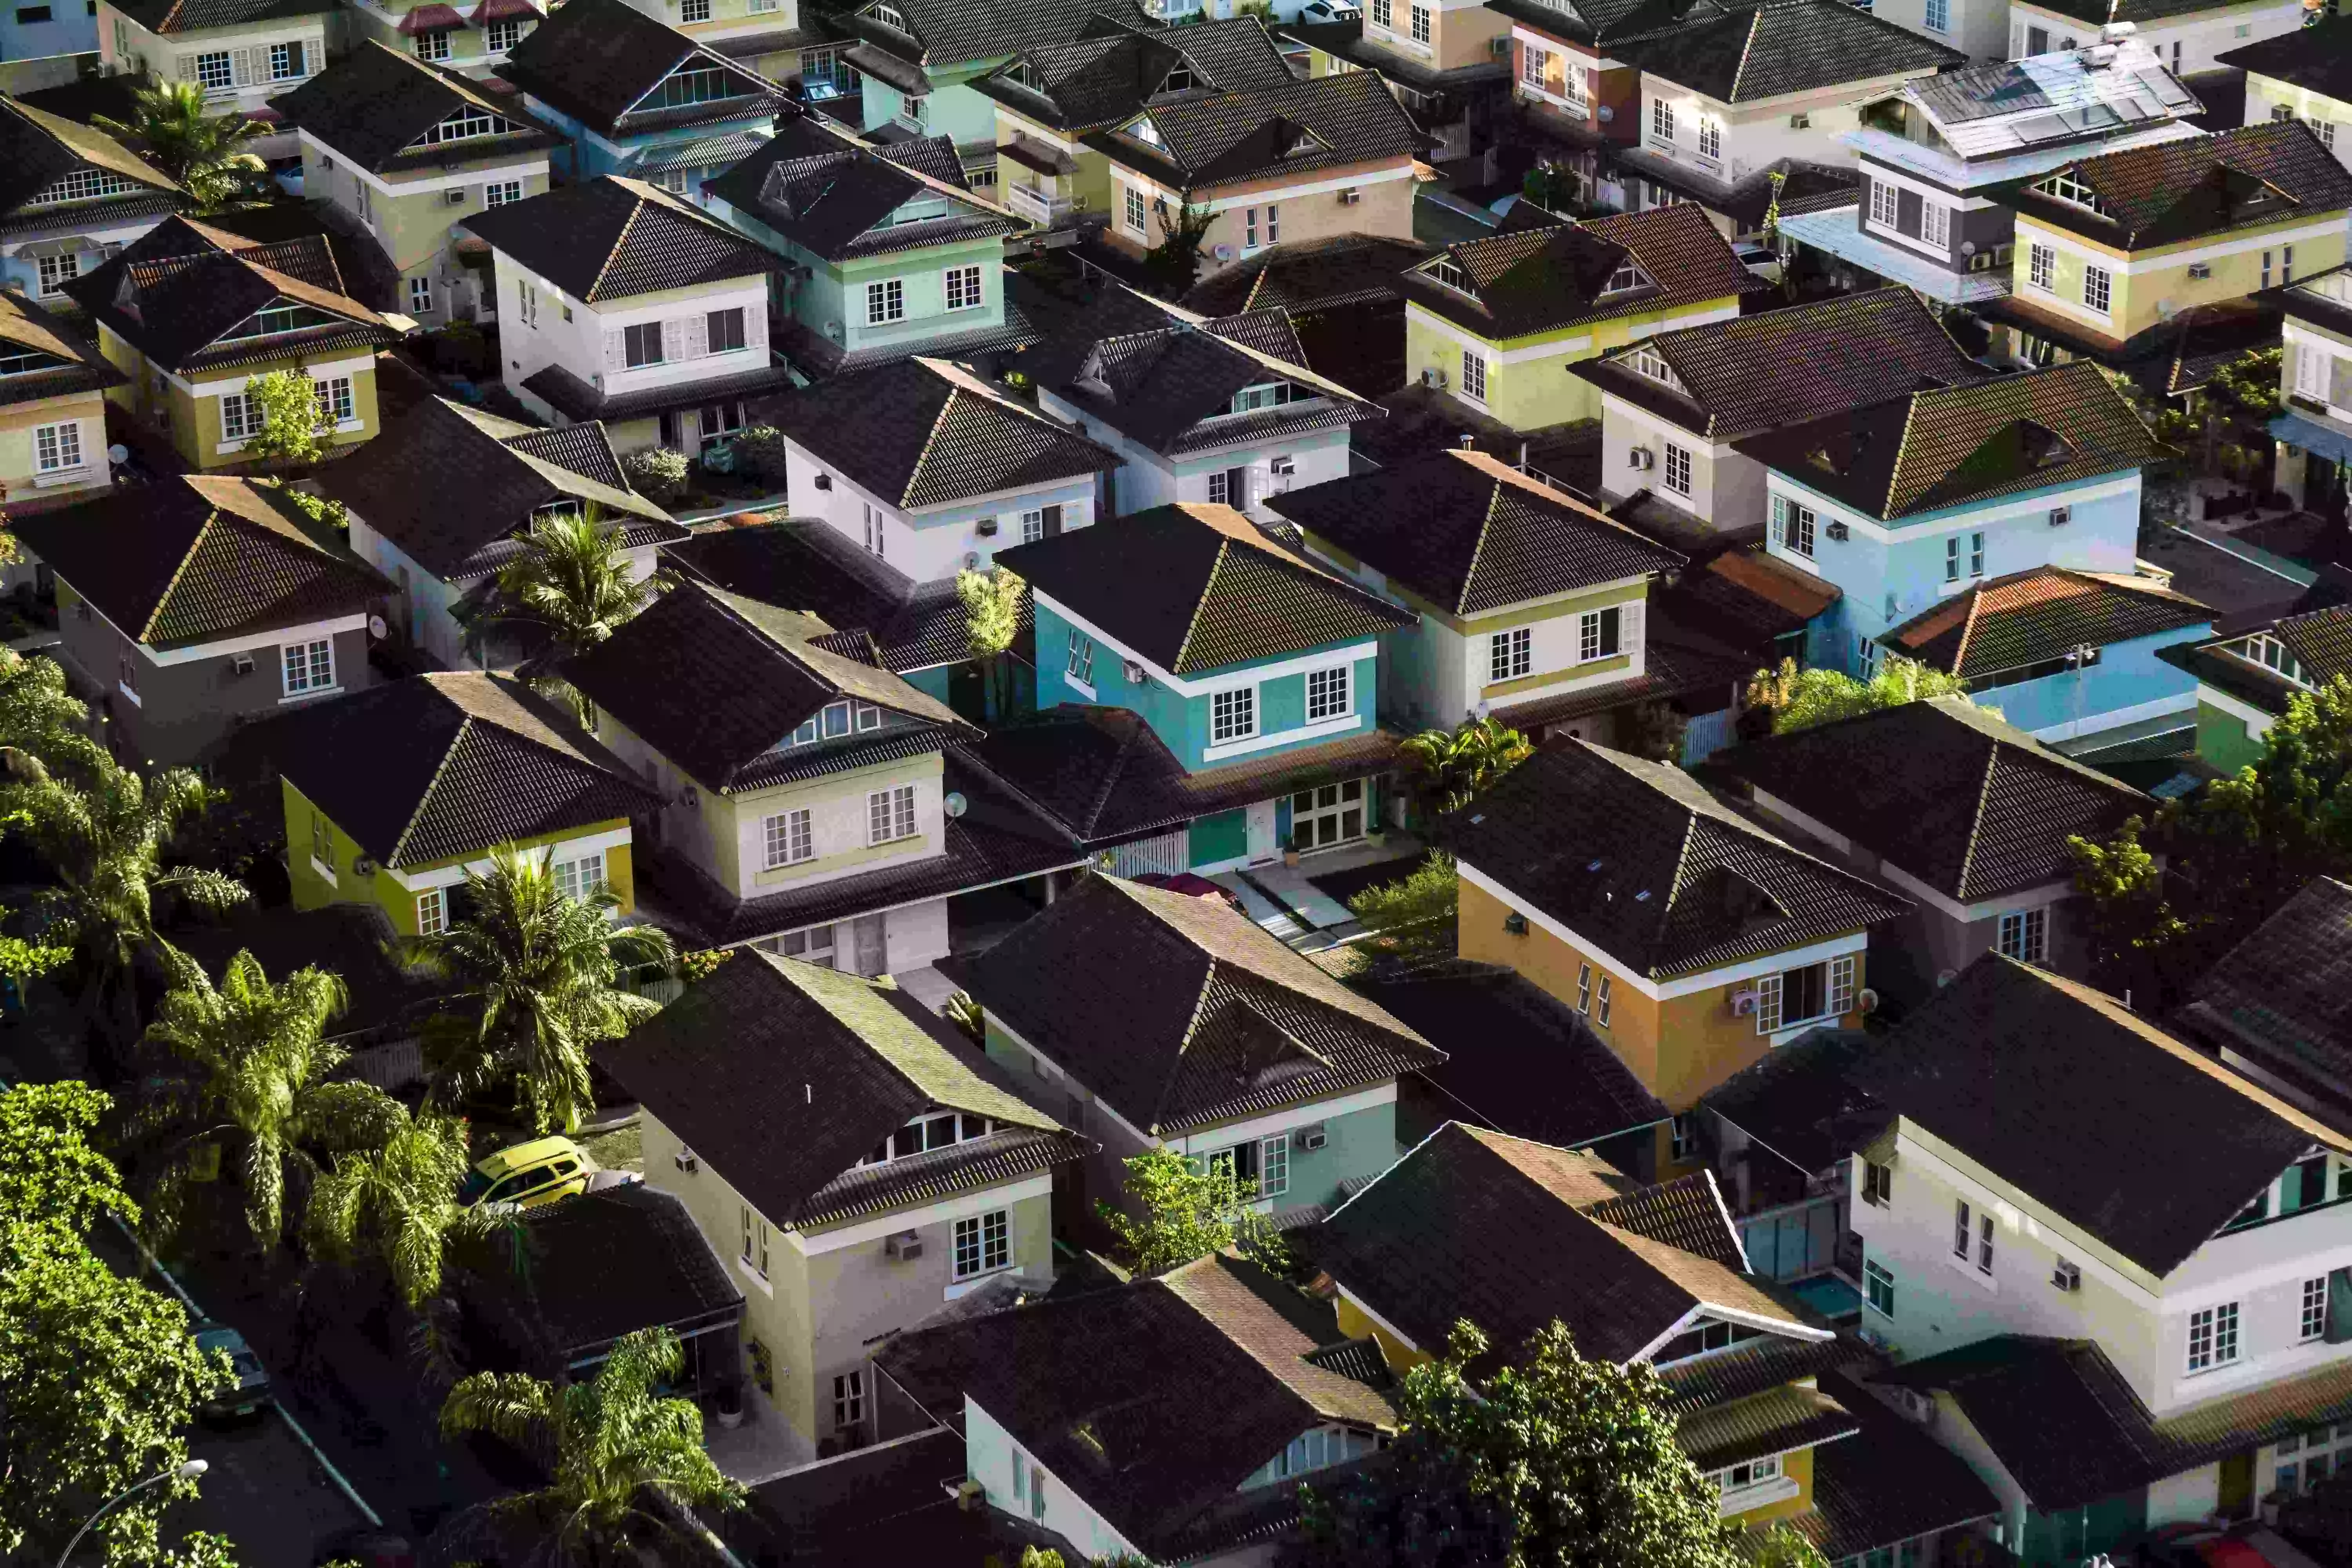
[1245,800,1278,862]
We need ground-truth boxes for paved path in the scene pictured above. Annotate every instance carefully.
[1246,863,1358,931]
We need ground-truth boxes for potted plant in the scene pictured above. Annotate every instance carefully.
[714,1379,746,1430]
[1280,833,1300,868]
[1364,824,1388,849]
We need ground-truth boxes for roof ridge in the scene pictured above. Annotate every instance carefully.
[137,505,220,642]
[1454,470,1507,617]
[1728,5,1765,103]
[1651,809,1709,970]
[386,713,471,867]
[899,383,966,507]
[586,192,649,303]
[1153,960,1228,1135]
[1946,582,1987,674]
[1882,383,1934,517]
[1950,736,2002,904]
[1167,537,1230,674]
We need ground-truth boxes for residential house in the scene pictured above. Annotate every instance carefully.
[0,96,186,307]
[1719,696,2150,1005]
[1177,232,1435,397]
[1990,120,2352,367]
[98,0,331,159]
[604,944,1090,1449]
[1843,955,2352,1562]
[701,116,1033,377]
[2158,589,2352,773]
[1276,0,1510,166]
[272,43,563,325]
[1490,0,1673,156]
[2218,17,2352,173]
[9,475,387,765]
[495,0,790,191]
[759,356,1119,584]
[1870,0,2008,76]
[1696,1024,1891,1280]
[66,212,400,471]
[564,578,1085,963]
[1448,739,1912,1172]
[1088,71,1424,277]
[1730,358,2174,682]
[343,0,549,79]
[1397,203,1752,432]
[318,395,686,669]
[0,2,98,91]
[462,175,792,454]
[1270,446,1688,742]
[961,872,1444,1225]
[2271,261,2352,516]
[1776,39,2203,309]
[973,16,1294,232]
[1569,286,1985,532]
[2009,0,2303,77]
[1025,294,1379,521]
[995,500,1415,864]
[608,0,826,92]
[262,670,656,933]
[873,1252,1400,1563]
[2180,875,2352,1123]
[0,289,121,518]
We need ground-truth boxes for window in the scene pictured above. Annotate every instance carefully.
[2305,1278,2330,1343]
[407,275,434,315]
[1212,686,1256,744]
[1977,1210,1995,1273]
[552,851,604,901]
[1259,1134,1290,1198]
[30,169,130,207]
[647,66,736,108]
[1410,2,1428,40]
[485,179,523,207]
[1923,0,1947,29]
[18,4,51,17]
[1124,185,1148,236]
[195,49,233,89]
[35,252,78,296]
[623,322,664,367]
[1945,535,1961,581]
[1954,1198,1972,1259]
[269,39,305,78]
[1207,467,1247,506]
[1245,207,1258,249]
[412,27,450,59]
[1863,1160,1892,1207]
[1370,0,1388,25]
[485,16,521,49]
[32,421,80,474]
[1595,975,1613,1027]
[1969,531,1984,577]
[281,637,334,695]
[2285,245,2296,286]
[2029,243,2054,292]
[833,1370,864,1428]
[682,0,711,17]
[1624,344,1679,387]
[1697,119,1720,160]
[764,809,814,868]
[1773,495,1814,558]
[865,278,905,324]
[1458,348,1487,402]
[2239,632,2309,686]
[2083,265,2111,314]
[1998,907,2048,965]
[1490,627,1531,682]
[220,391,253,441]
[953,1209,1010,1279]
[861,502,886,558]
[1866,1259,1895,1316]
[2187,1302,2240,1372]
[417,888,446,936]
[1267,201,1281,245]
[1576,962,1592,1014]
[310,811,329,869]
[944,264,983,311]
[1306,664,1351,722]
[1662,442,1692,495]
[1521,43,1547,87]
[313,376,354,425]
[684,306,746,357]
[1578,606,1621,663]
[867,785,917,846]
[1868,178,1901,228]
[1652,98,1674,141]
[1713,1453,1780,1498]
[1922,199,1949,248]
[1668,1112,1697,1161]
[1066,628,1094,686]
[1230,381,1298,415]
[1755,958,1842,1033]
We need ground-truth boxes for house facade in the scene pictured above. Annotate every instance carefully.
[0,97,187,307]
[2161,594,2350,775]
[343,0,548,78]
[2218,17,2352,174]
[0,290,120,517]
[2271,261,2352,517]
[100,0,332,155]
[2008,0,2302,76]
[1276,0,1510,166]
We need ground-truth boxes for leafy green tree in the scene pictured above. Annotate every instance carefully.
[0,645,99,771]
[305,1103,488,1310]
[1400,717,1533,816]
[1346,850,1458,964]
[1143,194,1216,295]
[490,505,671,666]
[1099,1145,1287,1276]
[91,79,265,209]
[1744,1524,1830,1568]
[956,564,1024,719]
[401,844,675,1133]
[238,371,325,470]
[438,1326,746,1565]
[0,1080,134,1233]
[1744,656,1972,735]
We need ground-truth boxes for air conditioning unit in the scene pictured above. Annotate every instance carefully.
[813,473,832,490]
[350,855,377,877]
[1729,987,1760,1015]
[2187,261,2212,279]
[1122,658,1145,683]
[2052,1259,2082,1292]
[674,1147,699,1173]
[1503,911,1528,935]
[1420,366,1448,389]
[1339,187,1362,205]
[955,1479,987,1510]
[884,1230,924,1261]
[445,188,468,206]
[1628,446,1655,470]
[2049,505,2072,526]
[1490,34,1510,53]
[1826,520,1850,541]
[1270,456,1297,476]
[230,652,255,676]
[1298,1124,1328,1151]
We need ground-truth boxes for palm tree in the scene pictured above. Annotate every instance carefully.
[92,80,266,209]
[491,506,671,662]
[305,1103,490,1310]
[439,1327,746,1566]
[0,648,99,773]
[1399,717,1534,817]
[401,845,675,1135]
[140,951,406,1248]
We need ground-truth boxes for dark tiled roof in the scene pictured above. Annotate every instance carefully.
[1853,955,2349,1276]
[1795,1370,2002,1561]
[314,396,679,583]
[269,43,563,173]
[835,0,1154,78]
[462,175,774,303]
[1570,287,1983,444]
[1179,234,1434,317]
[598,948,1083,1227]
[2182,876,2352,1115]
[1450,741,1911,981]
[11,475,386,652]
[1722,696,2147,902]
[761,358,1117,509]
[976,17,1295,134]
[995,501,1412,676]
[702,115,1021,262]
[564,579,972,793]
[499,0,786,130]
[1318,1123,1816,1373]
[2277,599,2352,682]
[1699,1027,1890,1178]
[962,874,1442,1135]
[1400,205,1753,342]
[2006,120,2352,250]
[1481,0,1738,51]
[1624,0,1961,101]
[0,97,183,216]
[1654,1332,1853,1416]
[1675,1383,1858,1472]
[1879,567,2212,678]
[1084,69,1418,193]
[171,901,452,1041]
[253,671,654,867]
[0,290,122,407]
[1271,448,1682,617]
[2214,16,2352,102]
[873,1253,1396,1561]
[111,0,329,29]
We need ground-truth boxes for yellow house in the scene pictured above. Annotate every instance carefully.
[2217,15,2352,172]
[1398,203,1752,432]
[67,212,401,471]
[0,290,120,521]
[1277,0,1512,163]
[2004,120,2352,356]
[268,671,655,936]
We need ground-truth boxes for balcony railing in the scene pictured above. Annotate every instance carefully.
[1739,1191,1847,1283]
[1005,182,1080,226]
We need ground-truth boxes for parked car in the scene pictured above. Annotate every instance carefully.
[192,1319,271,1419]
[1296,0,1362,19]
[459,1136,597,1211]
[1734,242,1784,283]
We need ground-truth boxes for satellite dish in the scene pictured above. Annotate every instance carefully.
[107,443,129,465]
[944,791,968,818]
[367,614,389,639]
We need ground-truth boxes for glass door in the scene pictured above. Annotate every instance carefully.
[1289,779,1365,851]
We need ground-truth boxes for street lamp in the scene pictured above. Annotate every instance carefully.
[54,1459,208,1568]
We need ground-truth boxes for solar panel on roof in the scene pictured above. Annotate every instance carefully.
[2011,112,2073,144]
[2061,103,2120,131]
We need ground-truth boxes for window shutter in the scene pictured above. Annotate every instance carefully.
[176,52,199,80]
[1620,598,1643,657]
[2330,1269,2352,1343]
[679,312,707,359]
[661,317,686,361]
[603,329,626,371]
[745,306,766,351]
[230,46,254,85]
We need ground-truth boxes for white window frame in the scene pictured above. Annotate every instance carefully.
[1490,626,1531,682]
[2083,264,2112,315]
[1662,442,1692,496]
[1997,906,2048,965]
[862,502,886,558]
[194,48,233,89]
[1869,178,1900,228]
[35,251,79,297]
[1576,963,1592,1014]
[2187,1302,2240,1373]
[1066,628,1094,686]
[281,637,334,696]
[2304,1277,2329,1343]
[408,275,434,314]
[1773,495,1814,558]
[417,887,446,935]
[1651,98,1674,141]
[1577,606,1621,664]
[484,16,521,49]
[1409,2,1429,41]
[763,808,814,869]
[412,27,450,59]
[833,1368,863,1427]
[268,39,304,79]
[2028,243,2054,292]
[1124,185,1148,236]
[943,264,983,312]
[1865,1258,1895,1316]
[865,277,905,325]
[1212,685,1257,743]
[1697,118,1720,160]
[953,1208,1011,1279]
[1305,663,1351,722]
[866,784,918,846]
[1924,0,1948,30]
[485,178,524,207]
[1258,1133,1290,1198]
[1921,199,1950,249]
[312,375,354,426]
[32,419,81,474]
[551,850,605,902]
[1461,348,1486,402]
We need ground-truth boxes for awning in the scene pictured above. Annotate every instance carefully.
[397,4,463,31]
[472,0,545,20]
[2271,410,2352,466]
[1776,207,2013,307]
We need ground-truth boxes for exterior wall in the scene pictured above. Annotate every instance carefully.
[1971,626,2210,743]
[1873,0,2005,69]
[343,2,541,78]
[1036,388,1354,523]
[102,328,381,472]
[0,388,112,510]
[1855,158,2016,281]
[965,1399,1148,1561]
[1099,156,1418,275]
[1633,72,1937,196]
[2010,0,2301,74]
[1358,0,1507,73]
[1508,32,1640,148]
[2012,209,2350,348]
[990,107,1111,223]
[2194,691,2274,773]
[1403,297,1740,431]
[612,0,800,51]
[860,66,1000,156]
[100,4,328,127]
[1596,391,1759,530]
[0,200,174,307]
[300,131,552,323]
[0,0,97,65]
[2245,74,2352,172]
[779,436,1099,581]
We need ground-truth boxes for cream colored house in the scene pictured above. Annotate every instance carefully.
[0,290,118,524]
[2009,0,2301,76]
[99,0,333,158]
[2218,16,2352,173]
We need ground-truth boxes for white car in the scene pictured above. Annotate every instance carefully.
[1296,0,1362,20]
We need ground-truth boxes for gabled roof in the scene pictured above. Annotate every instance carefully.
[461,175,774,303]
[1481,0,1730,51]
[1399,203,1753,342]
[2182,876,2352,1114]
[1853,955,2349,1277]
[314,396,680,584]
[995,501,1413,676]
[1179,233,1434,317]
[1622,0,1964,103]
[111,0,330,31]
[563,579,973,794]
[1731,360,2168,521]
[1085,70,1419,193]
[974,17,1294,134]
[497,0,788,132]
[2274,599,2352,684]
[1570,287,1984,443]
[1270,447,1683,617]
[257,671,655,867]
[1879,566,2212,677]
[269,42,563,173]
[961,874,1443,1135]
[1450,740,1912,981]
[760,356,1118,510]
[1721,696,2147,903]
[701,114,1021,262]
[0,96,183,216]
[598,947,1083,1230]
[837,0,1149,75]
[2214,15,2352,104]
[63,212,394,374]
[9,475,387,652]
[1320,1123,1822,1374]
[0,290,122,408]
[2006,120,2352,250]
[1897,41,2201,160]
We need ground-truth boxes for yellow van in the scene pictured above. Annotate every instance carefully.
[459,1136,596,1210]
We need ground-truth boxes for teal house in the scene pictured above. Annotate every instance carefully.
[986,501,1414,873]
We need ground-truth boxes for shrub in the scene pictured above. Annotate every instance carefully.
[622,445,690,502]
[735,424,789,486]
